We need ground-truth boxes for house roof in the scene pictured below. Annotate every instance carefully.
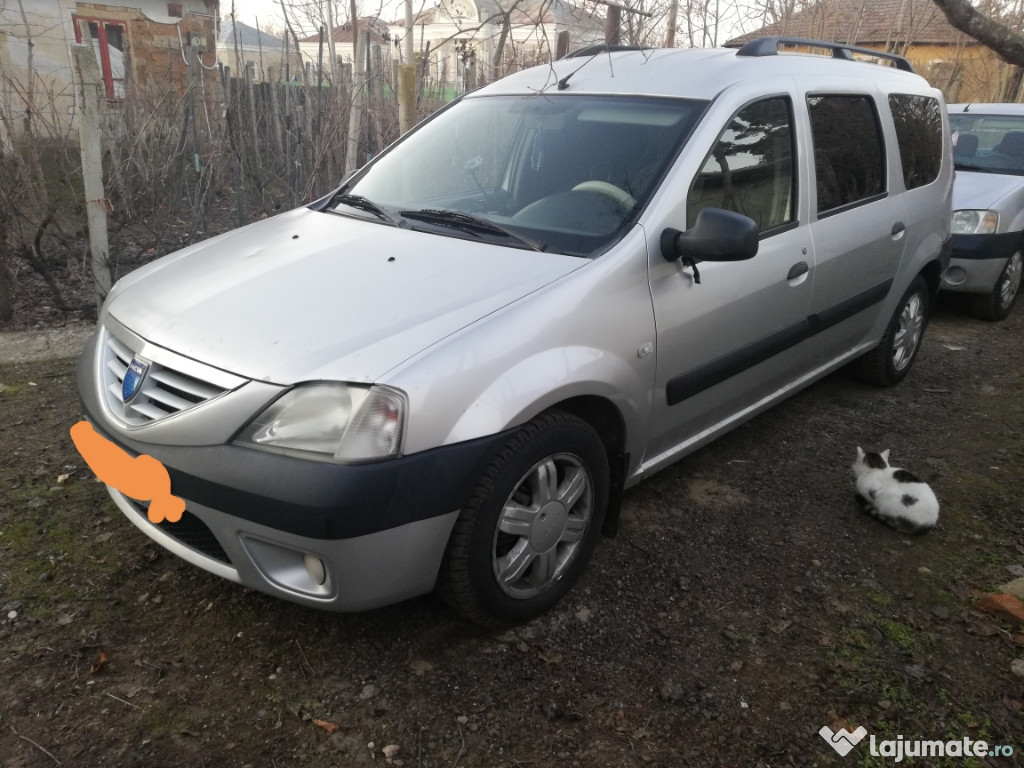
[299,17,390,45]
[219,18,287,48]
[726,0,975,48]
[389,0,603,40]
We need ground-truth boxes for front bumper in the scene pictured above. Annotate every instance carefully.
[942,232,1019,294]
[77,335,510,612]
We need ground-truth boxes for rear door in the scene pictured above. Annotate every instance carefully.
[802,90,908,356]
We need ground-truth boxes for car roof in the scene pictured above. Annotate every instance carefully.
[948,103,1024,116]
[476,44,931,102]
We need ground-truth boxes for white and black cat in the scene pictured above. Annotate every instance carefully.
[851,447,939,535]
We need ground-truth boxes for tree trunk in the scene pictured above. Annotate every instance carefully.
[930,0,1024,67]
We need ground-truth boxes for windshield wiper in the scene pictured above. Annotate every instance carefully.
[399,208,546,251]
[330,193,405,226]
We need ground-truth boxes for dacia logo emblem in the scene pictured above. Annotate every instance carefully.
[122,357,150,403]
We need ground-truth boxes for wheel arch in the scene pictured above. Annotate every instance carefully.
[546,395,628,538]
[919,255,944,304]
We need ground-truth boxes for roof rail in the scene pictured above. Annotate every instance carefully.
[735,36,914,72]
[565,44,644,59]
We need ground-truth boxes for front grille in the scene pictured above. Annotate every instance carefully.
[126,498,231,564]
[100,326,243,426]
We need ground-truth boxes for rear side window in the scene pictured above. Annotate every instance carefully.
[808,94,886,215]
[688,97,796,232]
[889,94,943,189]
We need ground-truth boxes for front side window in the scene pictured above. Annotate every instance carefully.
[343,94,704,256]
[688,97,796,232]
[808,94,886,215]
[889,94,943,189]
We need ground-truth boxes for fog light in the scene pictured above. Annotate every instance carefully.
[944,266,967,286]
[304,553,327,585]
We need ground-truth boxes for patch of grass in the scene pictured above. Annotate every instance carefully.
[878,617,929,656]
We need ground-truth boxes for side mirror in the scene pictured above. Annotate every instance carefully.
[661,208,759,263]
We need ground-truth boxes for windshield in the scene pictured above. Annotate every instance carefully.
[340,94,704,256]
[951,112,1024,175]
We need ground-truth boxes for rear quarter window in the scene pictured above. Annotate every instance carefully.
[889,94,943,189]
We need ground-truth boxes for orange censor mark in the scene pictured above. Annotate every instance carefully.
[70,420,185,524]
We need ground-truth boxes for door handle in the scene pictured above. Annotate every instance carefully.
[787,262,809,280]
[891,221,906,237]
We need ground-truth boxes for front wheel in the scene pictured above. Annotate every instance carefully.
[437,411,609,626]
[852,275,930,387]
[970,250,1022,322]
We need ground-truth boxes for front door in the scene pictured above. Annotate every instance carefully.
[645,96,815,466]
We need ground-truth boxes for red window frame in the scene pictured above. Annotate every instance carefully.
[72,15,127,100]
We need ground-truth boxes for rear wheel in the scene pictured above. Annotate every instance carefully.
[969,250,1022,322]
[853,275,930,387]
[438,411,609,626]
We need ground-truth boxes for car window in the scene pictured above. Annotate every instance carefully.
[949,112,1024,175]
[808,94,886,215]
[687,97,796,233]
[345,95,705,257]
[889,94,943,189]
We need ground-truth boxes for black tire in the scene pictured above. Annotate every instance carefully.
[437,411,609,627]
[969,250,1022,322]
[853,275,930,387]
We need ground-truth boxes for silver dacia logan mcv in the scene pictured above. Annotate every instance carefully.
[77,38,952,626]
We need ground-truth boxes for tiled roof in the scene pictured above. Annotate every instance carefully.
[726,0,975,47]
[299,18,390,45]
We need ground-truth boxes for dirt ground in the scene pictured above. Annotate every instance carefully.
[1,294,1023,768]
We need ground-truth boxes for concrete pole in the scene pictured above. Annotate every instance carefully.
[666,0,679,47]
[71,45,113,311]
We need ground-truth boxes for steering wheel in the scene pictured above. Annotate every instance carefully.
[571,180,637,211]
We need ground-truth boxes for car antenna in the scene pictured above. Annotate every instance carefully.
[556,44,638,90]
[557,56,594,90]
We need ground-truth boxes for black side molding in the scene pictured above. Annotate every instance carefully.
[666,279,893,406]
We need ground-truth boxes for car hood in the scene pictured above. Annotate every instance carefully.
[952,170,1024,213]
[104,208,586,384]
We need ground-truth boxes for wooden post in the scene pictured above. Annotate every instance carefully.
[71,44,112,311]
[246,61,258,141]
[268,66,284,154]
[398,0,416,135]
[370,44,384,155]
[605,5,621,45]
[346,22,367,174]
[220,65,245,228]
[555,30,570,60]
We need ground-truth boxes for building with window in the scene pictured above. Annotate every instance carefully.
[0,0,218,137]
[292,0,604,95]
[390,0,604,91]
[218,17,300,83]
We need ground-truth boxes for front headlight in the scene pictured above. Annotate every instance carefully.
[234,383,406,463]
[951,209,998,235]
